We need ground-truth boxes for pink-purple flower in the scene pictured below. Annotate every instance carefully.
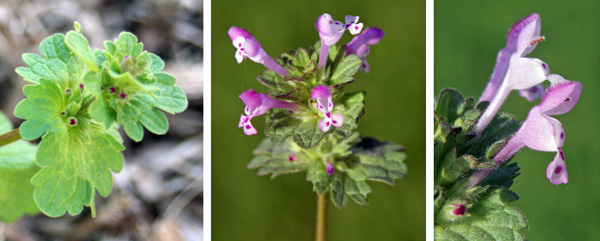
[311,86,344,133]
[238,89,297,135]
[228,26,289,77]
[346,28,384,73]
[316,13,363,69]
[491,77,582,185]
[475,13,549,134]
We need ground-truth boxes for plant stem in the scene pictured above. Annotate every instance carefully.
[0,128,21,148]
[315,194,328,241]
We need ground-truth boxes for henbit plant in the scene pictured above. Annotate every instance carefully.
[0,22,188,222]
[434,13,582,240]
[230,13,407,241]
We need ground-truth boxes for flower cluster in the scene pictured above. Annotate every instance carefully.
[472,13,582,186]
[229,13,383,137]
[229,13,386,181]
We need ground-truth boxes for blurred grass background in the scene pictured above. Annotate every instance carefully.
[435,1,600,240]
[212,0,424,240]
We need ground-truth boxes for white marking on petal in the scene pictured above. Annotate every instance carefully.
[235,49,244,63]
[348,23,363,35]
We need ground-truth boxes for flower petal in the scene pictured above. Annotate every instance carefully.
[546,149,568,185]
[507,13,541,56]
[331,114,344,127]
[238,114,247,128]
[505,57,549,90]
[235,49,244,63]
[243,123,258,136]
[228,26,252,42]
[517,108,558,152]
[318,117,331,133]
[518,84,544,101]
[539,81,582,116]
[345,15,358,25]
[316,13,345,46]
[348,23,363,35]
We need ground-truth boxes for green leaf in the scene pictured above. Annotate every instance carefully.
[307,160,330,195]
[15,77,124,217]
[329,54,361,86]
[249,133,406,209]
[329,172,348,208]
[65,31,100,71]
[333,91,366,137]
[114,93,168,141]
[14,79,63,140]
[16,34,71,84]
[0,112,40,222]
[248,138,310,178]
[292,117,326,149]
[349,137,408,185]
[435,188,527,241]
[152,73,188,114]
[149,53,165,73]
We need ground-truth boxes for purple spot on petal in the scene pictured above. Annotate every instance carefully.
[554,166,563,174]
[560,132,564,139]
[355,26,359,30]
[69,118,76,126]
[109,87,116,94]
[529,87,538,93]
[61,112,65,116]
[542,63,547,69]
[289,156,296,162]
[326,112,331,118]
[65,89,71,94]
[80,84,84,89]
[245,125,251,129]
[119,93,127,99]
[332,120,337,124]
[559,148,565,160]
[326,121,330,127]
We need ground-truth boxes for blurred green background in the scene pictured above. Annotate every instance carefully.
[212,0,424,240]
[435,1,600,240]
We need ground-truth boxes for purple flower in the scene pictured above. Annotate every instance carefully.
[311,86,344,133]
[346,28,384,73]
[491,78,582,185]
[326,162,334,176]
[238,89,297,136]
[475,13,550,134]
[228,26,289,77]
[316,13,363,69]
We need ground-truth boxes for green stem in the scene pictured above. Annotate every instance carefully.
[315,194,328,241]
[0,128,21,148]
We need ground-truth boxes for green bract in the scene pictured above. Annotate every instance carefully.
[434,89,527,240]
[0,112,39,222]
[10,23,188,218]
